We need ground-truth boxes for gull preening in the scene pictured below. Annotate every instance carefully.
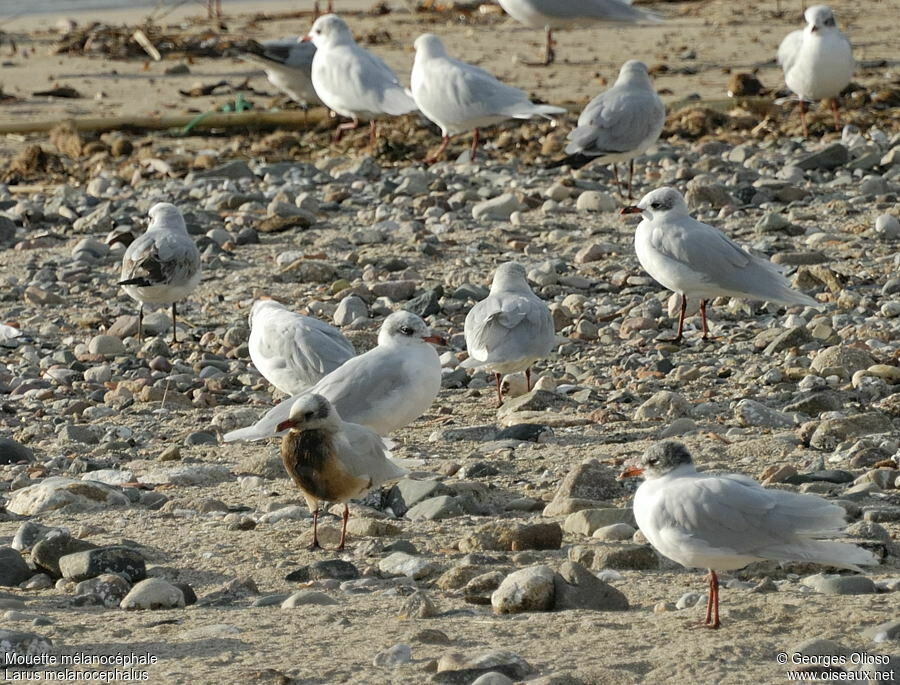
[777,5,853,136]
[411,33,566,163]
[307,14,417,145]
[621,187,817,341]
[552,60,665,198]
[277,394,407,550]
[248,299,355,396]
[620,442,877,628]
[225,311,443,441]
[461,262,555,404]
[496,0,661,65]
[118,202,201,343]
[241,38,321,111]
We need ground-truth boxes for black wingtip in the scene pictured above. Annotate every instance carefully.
[119,277,154,287]
[545,153,596,171]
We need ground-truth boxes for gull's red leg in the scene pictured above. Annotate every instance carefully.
[426,135,450,164]
[470,128,480,159]
[675,293,687,342]
[495,372,503,406]
[336,504,349,551]
[799,100,808,137]
[830,99,841,132]
[700,299,709,340]
[525,367,532,391]
[308,507,322,550]
[627,159,634,200]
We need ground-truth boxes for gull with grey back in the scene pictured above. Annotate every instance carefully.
[118,202,201,343]
[462,262,555,404]
[411,33,566,162]
[225,311,443,441]
[620,441,877,628]
[240,38,321,111]
[621,187,817,341]
[277,394,406,550]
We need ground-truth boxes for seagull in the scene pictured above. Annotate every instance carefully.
[248,299,355,396]
[620,441,877,628]
[777,5,853,136]
[496,0,661,66]
[411,33,566,163]
[118,202,201,343]
[461,262,555,405]
[549,60,665,199]
[306,14,417,145]
[620,187,817,341]
[224,311,443,441]
[240,38,321,111]
[277,394,407,550]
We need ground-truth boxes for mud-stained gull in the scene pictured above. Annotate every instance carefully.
[411,33,566,162]
[496,0,661,65]
[777,5,853,136]
[307,14,417,145]
[241,38,321,110]
[277,393,407,550]
[551,60,665,198]
[118,202,201,343]
[248,299,355,396]
[225,311,443,441]
[620,187,817,341]
[461,262,555,404]
[620,441,877,628]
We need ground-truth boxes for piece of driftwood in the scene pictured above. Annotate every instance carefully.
[0,110,329,135]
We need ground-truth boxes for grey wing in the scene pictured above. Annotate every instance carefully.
[777,29,803,71]
[120,232,199,286]
[550,0,660,22]
[338,422,407,485]
[265,39,316,70]
[566,88,664,155]
[255,316,354,385]
[323,45,416,116]
[465,293,553,362]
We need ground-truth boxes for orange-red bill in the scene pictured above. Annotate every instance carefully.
[618,465,644,479]
[620,206,642,215]
[276,419,296,433]
[423,334,447,345]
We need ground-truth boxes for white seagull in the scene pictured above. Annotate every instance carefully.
[461,262,555,405]
[620,441,877,628]
[621,187,817,341]
[277,393,406,550]
[118,202,201,343]
[307,14,417,145]
[225,311,443,441]
[411,33,566,163]
[777,5,853,136]
[552,60,665,198]
[241,38,321,111]
[248,299,355,396]
[496,0,661,66]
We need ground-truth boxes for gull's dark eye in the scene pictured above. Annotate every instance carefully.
[399,326,414,336]
[647,457,659,466]
[650,202,661,210]
[825,17,835,26]
[304,411,315,419]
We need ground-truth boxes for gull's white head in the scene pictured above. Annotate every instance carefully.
[623,187,690,222]
[276,393,339,433]
[147,202,187,232]
[378,311,444,348]
[414,33,447,60]
[804,5,838,33]
[619,441,696,481]
[249,298,286,327]
[490,262,530,293]
[615,60,653,88]
[307,14,353,49]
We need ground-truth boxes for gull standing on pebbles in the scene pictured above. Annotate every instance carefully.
[620,442,877,628]
[119,202,201,343]
[777,5,853,136]
[620,187,817,341]
[248,299,354,396]
[225,311,443,441]
[411,33,566,163]
[277,394,406,550]
[461,262,555,405]
[496,0,661,66]
[241,38,321,111]
[550,60,665,199]
[307,14,417,145]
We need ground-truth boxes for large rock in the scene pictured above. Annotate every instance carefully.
[435,650,533,684]
[0,437,33,464]
[458,521,562,552]
[74,574,131,608]
[549,459,622,505]
[795,143,849,170]
[472,193,525,221]
[6,477,128,515]
[120,578,185,610]
[491,566,556,614]
[31,532,97,578]
[387,479,450,517]
[378,552,439,580]
[0,630,53,666]
[810,345,876,379]
[735,399,796,428]
[801,573,876,595]
[59,546,146,583]
[809,412,893,450]
[0,547,31,586]
[562,508,636,536]
[552,561,629,611]
[634,391,692,421]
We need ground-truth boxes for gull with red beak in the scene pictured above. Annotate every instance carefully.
[620,187,817,341]
[620,441,877,628]
[276,393,406,550]
[225,311,444,441]
[777,5,853,136]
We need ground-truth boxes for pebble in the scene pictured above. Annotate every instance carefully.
[379,552,439,580]
[120,578,185,610]
[372,643,412,667]
[491,565,556,614]
[281,591,338,608]
[801,573,877,595]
